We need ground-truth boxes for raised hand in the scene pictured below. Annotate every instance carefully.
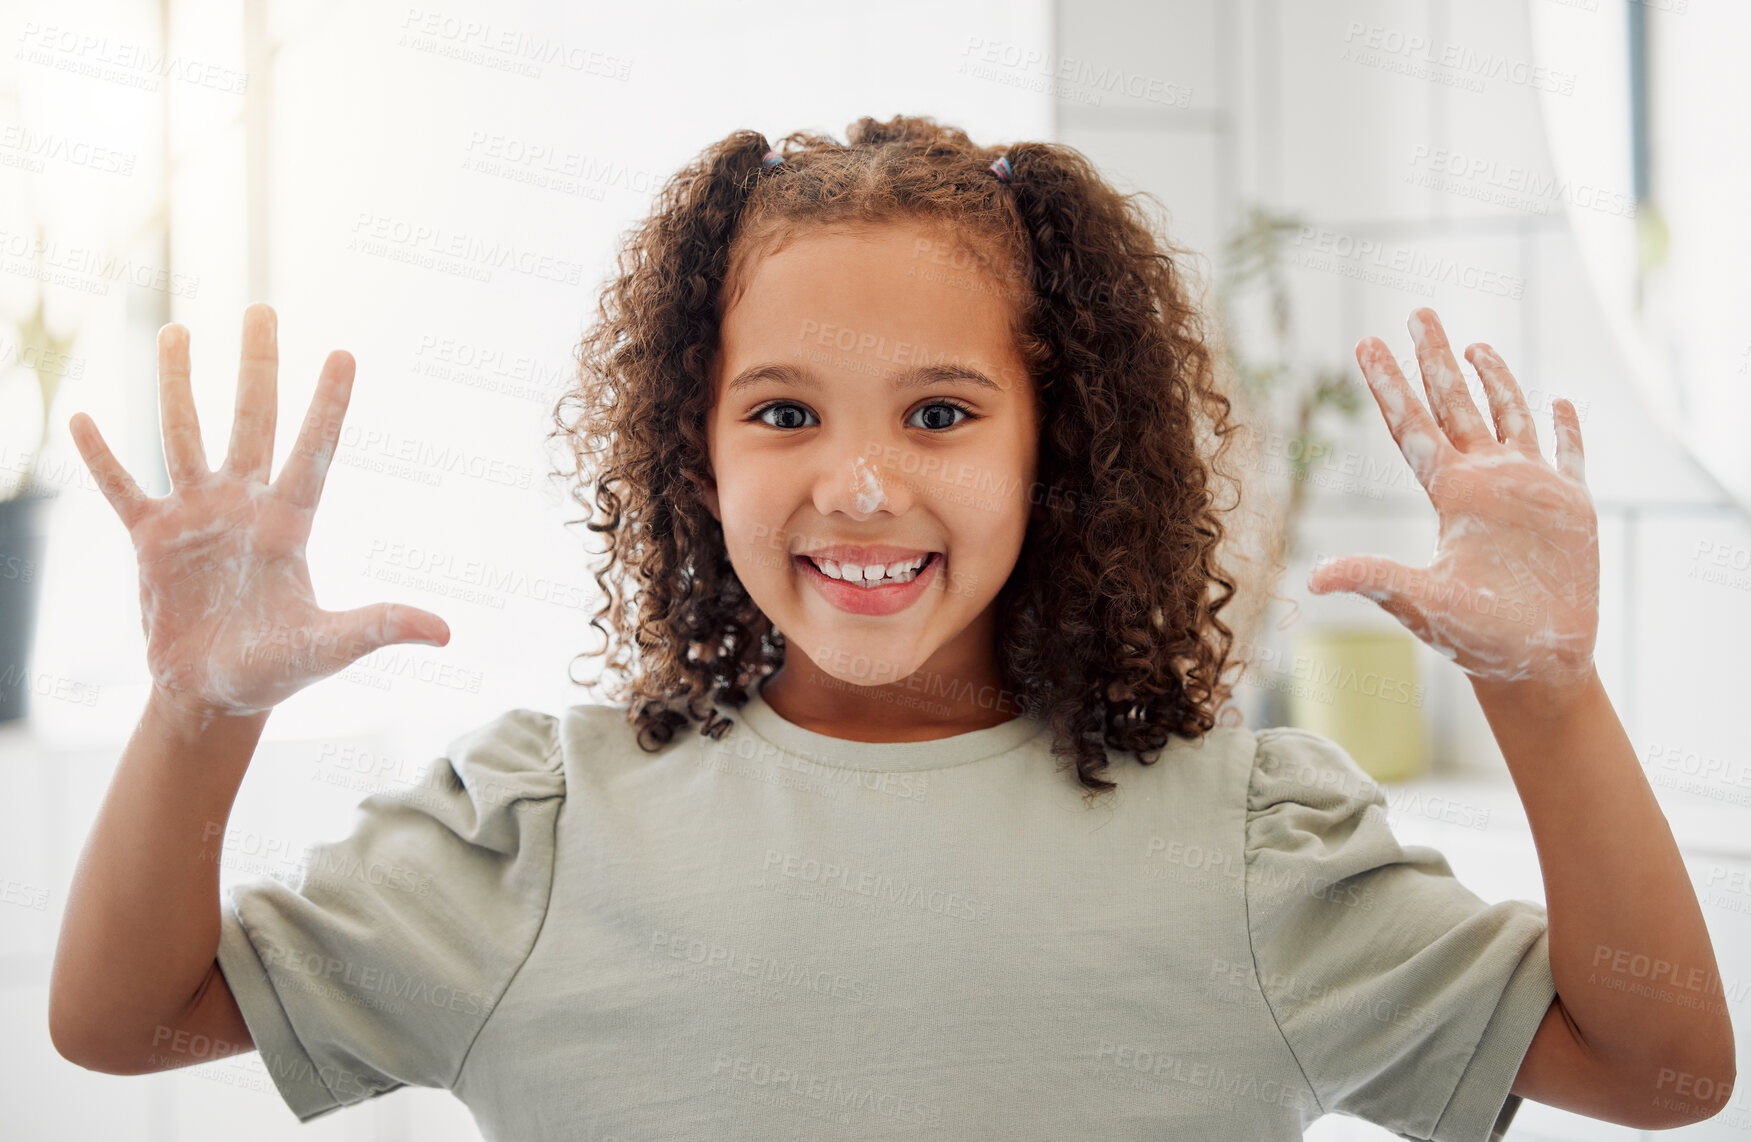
[1307,308,1598,687]
[69,303,450,721]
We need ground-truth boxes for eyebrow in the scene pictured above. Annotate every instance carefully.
[725,361,1003,396]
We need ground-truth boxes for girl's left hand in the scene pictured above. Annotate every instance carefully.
[1307,308,1599,687]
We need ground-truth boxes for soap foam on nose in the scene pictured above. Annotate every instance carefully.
[851,456,886,514]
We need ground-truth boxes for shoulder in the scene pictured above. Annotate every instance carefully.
[1245,725,1385,816]
[1240,726,1398,872]
[435,707,566,809]
[1110,724,1374,806]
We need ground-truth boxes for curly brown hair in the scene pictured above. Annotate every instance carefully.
[549,113,1259,799]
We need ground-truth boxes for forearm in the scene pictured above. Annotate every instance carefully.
[1471,668,1734,1086]
[48,688,269,1068]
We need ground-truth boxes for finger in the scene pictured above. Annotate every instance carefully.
[1355,336,1458,493]
[68,412,152,530]
[1408,309,1495,451]
[224,303,279,482]
[1309,554,1436,642]
[1553,399,1586,483]
[156,323,208,486]
[316,602,451,666]
[274,349,354,511]
[1462,342,1541,459]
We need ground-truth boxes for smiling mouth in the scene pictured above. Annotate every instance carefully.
[795,551,940,588]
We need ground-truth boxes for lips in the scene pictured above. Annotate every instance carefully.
[794,549,943,615]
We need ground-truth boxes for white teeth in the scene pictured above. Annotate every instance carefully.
[805,554,930,587]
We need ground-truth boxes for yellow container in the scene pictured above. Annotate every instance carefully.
[1285,628,1428,783]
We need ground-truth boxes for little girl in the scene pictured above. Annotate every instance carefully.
[50,115,1733,1140]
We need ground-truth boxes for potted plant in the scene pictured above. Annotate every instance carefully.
[1,268,79,723]
[1213,205,1427,781]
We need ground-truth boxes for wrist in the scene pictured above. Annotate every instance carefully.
[1467,662,1602,722]
[146,683,270,740]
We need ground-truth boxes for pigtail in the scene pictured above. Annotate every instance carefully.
[990,143,1243,798]
[561,130,783,750]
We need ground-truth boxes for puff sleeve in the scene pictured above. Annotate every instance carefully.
[1244,727,1556,1142]
[214,708,564,1122]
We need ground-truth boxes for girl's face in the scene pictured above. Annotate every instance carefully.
[705,220,1038,705]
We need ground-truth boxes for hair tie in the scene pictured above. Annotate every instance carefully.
[988,154,1013,183]
[761,149,785,170]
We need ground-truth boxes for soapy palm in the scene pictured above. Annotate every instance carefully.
[1308,309,1599,686]
[70,304,450,717]
[130,472,350,712]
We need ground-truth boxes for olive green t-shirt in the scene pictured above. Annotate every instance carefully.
[215,685,1554,1140]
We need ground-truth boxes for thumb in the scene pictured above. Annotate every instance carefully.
[1308,553,1414,597]
[1308,555,1433,641]
[316,602,451,665]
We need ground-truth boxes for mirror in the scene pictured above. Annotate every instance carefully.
[1529,0,1751,512]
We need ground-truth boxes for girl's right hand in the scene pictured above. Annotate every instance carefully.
[69,303,451,720]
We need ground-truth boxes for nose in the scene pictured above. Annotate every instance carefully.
[813,437,913,521]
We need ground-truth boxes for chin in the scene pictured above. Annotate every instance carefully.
[789,624,935,689]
